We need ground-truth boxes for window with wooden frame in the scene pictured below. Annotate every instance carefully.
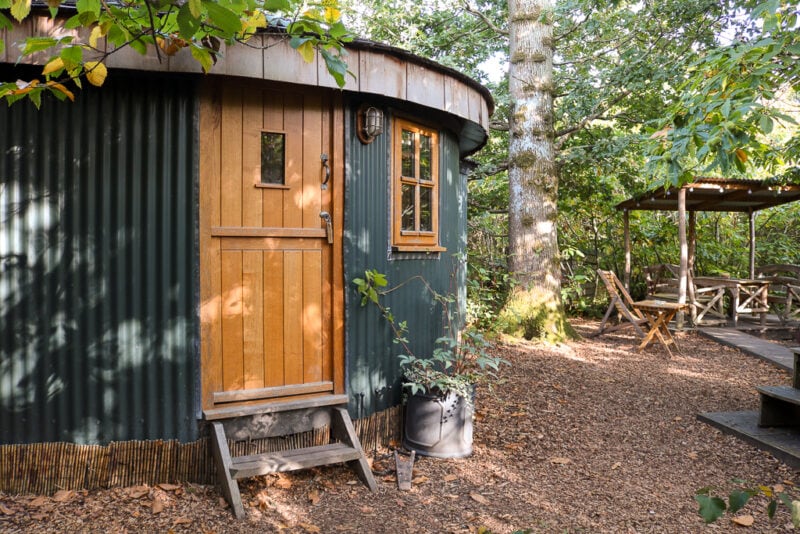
[392,119,442,251]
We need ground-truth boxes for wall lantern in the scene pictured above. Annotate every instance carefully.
[356,104,384,144]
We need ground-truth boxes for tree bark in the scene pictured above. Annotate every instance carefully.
[502,0,572,340]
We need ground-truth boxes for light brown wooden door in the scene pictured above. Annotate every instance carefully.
[199,80,344,412]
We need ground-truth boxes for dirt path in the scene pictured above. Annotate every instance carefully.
[2,321,798,532]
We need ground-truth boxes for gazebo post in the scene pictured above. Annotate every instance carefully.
[688,210,697,324]
[677,187,688,329]
[749,210,756,279]
[623,209,631,290]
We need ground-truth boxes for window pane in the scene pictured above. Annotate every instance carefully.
[261,132,285,185]
[401,129,415,178]
[419,186,432,231]
[419,134,432,181]
[401,184,415,231]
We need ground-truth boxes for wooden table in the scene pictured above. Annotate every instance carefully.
[694,277,770,327]
[632,300,688,356]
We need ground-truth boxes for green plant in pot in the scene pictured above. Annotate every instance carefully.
[354,269,506,458]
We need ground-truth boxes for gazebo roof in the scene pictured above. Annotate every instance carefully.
[616,177,800,213]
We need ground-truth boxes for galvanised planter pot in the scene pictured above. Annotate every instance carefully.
[402,387,473,458]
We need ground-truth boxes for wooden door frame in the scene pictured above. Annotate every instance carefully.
[198,78,346,414]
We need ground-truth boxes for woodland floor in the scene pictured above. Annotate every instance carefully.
[2,320,800,533]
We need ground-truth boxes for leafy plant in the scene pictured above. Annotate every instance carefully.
[353,269,507,400]
[695,481,800,526]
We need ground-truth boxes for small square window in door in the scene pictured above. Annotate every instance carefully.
[261,132,285,185]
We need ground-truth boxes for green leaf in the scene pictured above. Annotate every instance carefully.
[59,45,83,66]
[10,0,31,22]
[727,490,751,514]
[321,48,347,88]
[264,0,290,11]
[0,0,12,8]
[695,494,726,523]
[191,45,213,73]
[767,499,778,519]
[793,501,800,529]
[177,2,201,39]
[203,1,242,35]
[22,37,57,55]
[188,0,202,18]
[75,0,100,18]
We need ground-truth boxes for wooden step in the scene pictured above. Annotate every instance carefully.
[230,443,362,479]
[204,394,349,420]
[698,411,800,470]
[757,386,800,427]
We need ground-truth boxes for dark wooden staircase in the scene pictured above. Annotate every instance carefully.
[699,348,800,469]
[205,394,377,518]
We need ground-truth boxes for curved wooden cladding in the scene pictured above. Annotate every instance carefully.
[5,15,490,132]
[199,79,345,413]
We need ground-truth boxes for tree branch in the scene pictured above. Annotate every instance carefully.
[554,90,631,148]
[462,1,508,37]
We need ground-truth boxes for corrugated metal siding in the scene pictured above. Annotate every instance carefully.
[0,70,198,444]
[344,106,467,418]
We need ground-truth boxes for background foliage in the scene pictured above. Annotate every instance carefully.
[342,0,799,320]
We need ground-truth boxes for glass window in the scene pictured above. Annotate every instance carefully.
[261,132,285,185]
[392,119,440,250]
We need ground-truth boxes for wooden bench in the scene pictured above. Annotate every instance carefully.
[644,264,727,325]
[756,264,800,324]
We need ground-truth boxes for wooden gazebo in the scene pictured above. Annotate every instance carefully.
[615,177,800,305]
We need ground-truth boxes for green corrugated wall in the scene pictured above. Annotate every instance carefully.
[0,68,199,444]
[343,106,467,418]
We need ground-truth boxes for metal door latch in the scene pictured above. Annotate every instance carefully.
[319,211,333,244]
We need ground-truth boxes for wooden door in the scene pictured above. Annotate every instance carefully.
[199,80,344,413]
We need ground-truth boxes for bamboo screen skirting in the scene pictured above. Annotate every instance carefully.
[0,406,403,495]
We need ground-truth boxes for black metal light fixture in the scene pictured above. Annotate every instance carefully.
[356,104,384,144]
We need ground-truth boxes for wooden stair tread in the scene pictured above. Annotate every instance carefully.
[756,386,800,406]
[230,443,361,478]
[204,394,349,420]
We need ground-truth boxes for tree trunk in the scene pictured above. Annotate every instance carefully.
[501,0,572,341]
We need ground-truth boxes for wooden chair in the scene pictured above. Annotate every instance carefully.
[757,264,800,324]
[593,269,647,338]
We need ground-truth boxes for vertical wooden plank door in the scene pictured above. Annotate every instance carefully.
[199,81,343,412]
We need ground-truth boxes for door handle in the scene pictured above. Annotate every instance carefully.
[320,153,330,190]
[319,211,333,244]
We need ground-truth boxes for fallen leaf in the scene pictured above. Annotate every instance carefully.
[411,476,429,485]
[731,514,754,526]
[444,474,458,482]
[52,490,74,502]
[687,452,699,460]
[360,506,374,514]
[298,523,321,533]
[218,497,228,508]
[28,496,49,507]
[158,483,181,491]
[0,503,14,515]
[550,457,571,465]
[173,517,192,526]
[470,493,490,505]
[674,416,683,422]
[274,475,293,489]
[510,411,527,417]
[126,486,150,499]
[611,462,622,470]
[774,484,785,493]
[152,499,164,514]
[308,490,320,505]
[504,442,524,450]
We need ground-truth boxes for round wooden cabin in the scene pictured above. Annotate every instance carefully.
[0,15,492,492]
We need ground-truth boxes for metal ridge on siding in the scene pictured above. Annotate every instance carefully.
[0,67,199,444]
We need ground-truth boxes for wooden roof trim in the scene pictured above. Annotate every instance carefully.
[2,15,493,134]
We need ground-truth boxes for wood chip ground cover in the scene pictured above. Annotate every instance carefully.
[1,320,798,532]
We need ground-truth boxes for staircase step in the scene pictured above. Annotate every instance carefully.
[204,394,349,420]
[756,386,800,427]
[229,443,362,479]
[757,385,800,406]
[698,411,800,469]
